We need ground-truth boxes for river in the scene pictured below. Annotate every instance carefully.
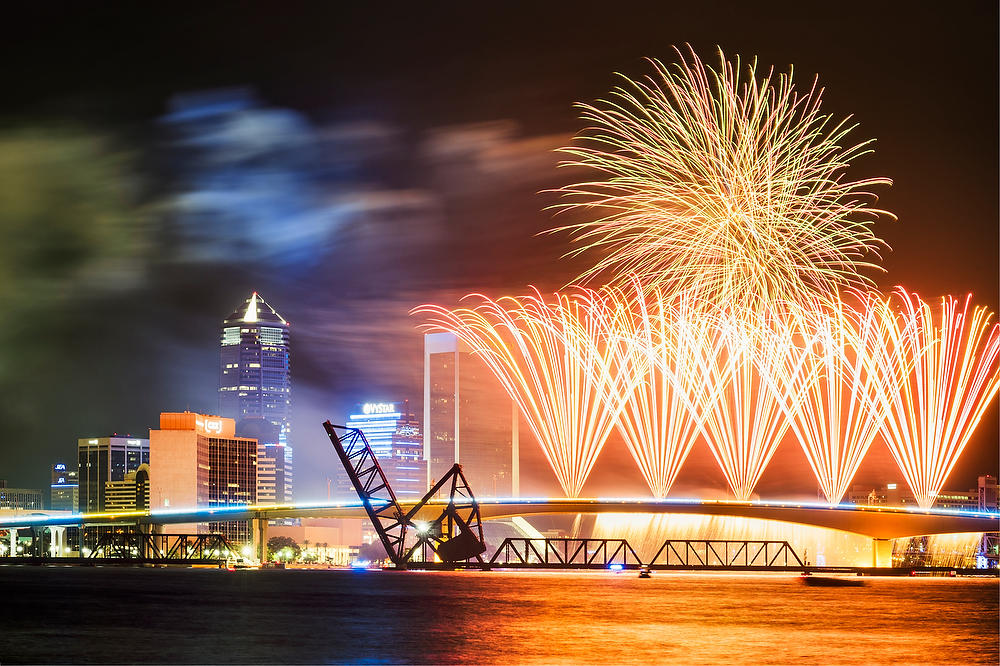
[0,567,996,664]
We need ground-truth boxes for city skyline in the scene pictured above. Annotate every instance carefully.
[0,3,995,503]
[0,7,996,661]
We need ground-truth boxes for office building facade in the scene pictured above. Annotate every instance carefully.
[423,333,518,498]
[379,405,426,500]
[149,412,257,541]
[333,401,427,500]
[77,437,150,513]
[103,464,150,512]
[978,475,998,512]
[220,292,292,503]
[0,482,43,510]
[847,477,999,512]
[50,463,79,511]
[346,401,420,458]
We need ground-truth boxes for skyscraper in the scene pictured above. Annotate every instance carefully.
[220,292,292,502]
[423,332,519,498]
[77,437,150,513]
[346,401,419,458]
[344,400,427,499]
[149,412,257,541]
[50,463,79,511]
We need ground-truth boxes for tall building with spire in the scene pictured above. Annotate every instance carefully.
[220,292,293,502]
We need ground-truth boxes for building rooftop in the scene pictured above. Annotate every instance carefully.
[224,291,288,326]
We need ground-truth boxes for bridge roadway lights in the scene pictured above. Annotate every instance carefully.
[873,538,893,568]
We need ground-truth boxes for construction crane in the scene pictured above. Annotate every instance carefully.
[323,421,486,569]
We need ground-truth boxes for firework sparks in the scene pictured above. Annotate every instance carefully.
[550,46,893,311]
[680,306,817,501]
[872,288,1000,508]
[775,293,905,504]
[608,284,712,498]
[413,288,634,497]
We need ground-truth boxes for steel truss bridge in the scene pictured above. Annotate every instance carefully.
[479,538,802,570]
[0,527,238,565]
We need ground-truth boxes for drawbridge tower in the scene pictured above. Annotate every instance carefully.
[323,421,486,568]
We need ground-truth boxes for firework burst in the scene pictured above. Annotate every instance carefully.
[608,284,712,498]
[872,288,1000,508]
[685,306,816,501]
[774,293,906,504]
[550,46,893,311]
[413,288,634,497]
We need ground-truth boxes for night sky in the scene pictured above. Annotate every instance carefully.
[1,2,996,499]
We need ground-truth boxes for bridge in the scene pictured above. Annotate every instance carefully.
[3,421,996,569]
[2,497,996,567]
[4,497,995,539]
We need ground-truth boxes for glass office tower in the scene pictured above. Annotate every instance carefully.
[76,437,149,512]
[423,332,518,499]
[220,292,293,502]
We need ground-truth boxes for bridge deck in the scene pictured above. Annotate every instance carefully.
[2,499,997,539]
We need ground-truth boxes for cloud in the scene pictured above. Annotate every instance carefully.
[422,120,568,189]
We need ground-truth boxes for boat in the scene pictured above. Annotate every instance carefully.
[225,557,260,571]
[800,574,865,587]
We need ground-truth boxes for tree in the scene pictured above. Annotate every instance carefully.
[267,536,300,561]
[357,540,388,563]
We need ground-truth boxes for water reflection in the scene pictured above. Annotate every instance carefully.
[0,567,995,664]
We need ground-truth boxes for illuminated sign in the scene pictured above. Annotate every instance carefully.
[54,464,66,471]
[127,439,141,445]
[886,483,897,490]
[195,417,225,435]
[362,402,396,415]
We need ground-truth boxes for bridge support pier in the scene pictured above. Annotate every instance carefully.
[49,526,66,557]
[872,538,893,568]
[251,517,268,563]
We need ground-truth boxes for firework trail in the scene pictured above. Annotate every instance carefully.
[684,306,816,501]
[413,288,634,497]
[774,293,907,504]
[608,283,714,497]
[550,46,893,311]
[872,288,1000,508]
